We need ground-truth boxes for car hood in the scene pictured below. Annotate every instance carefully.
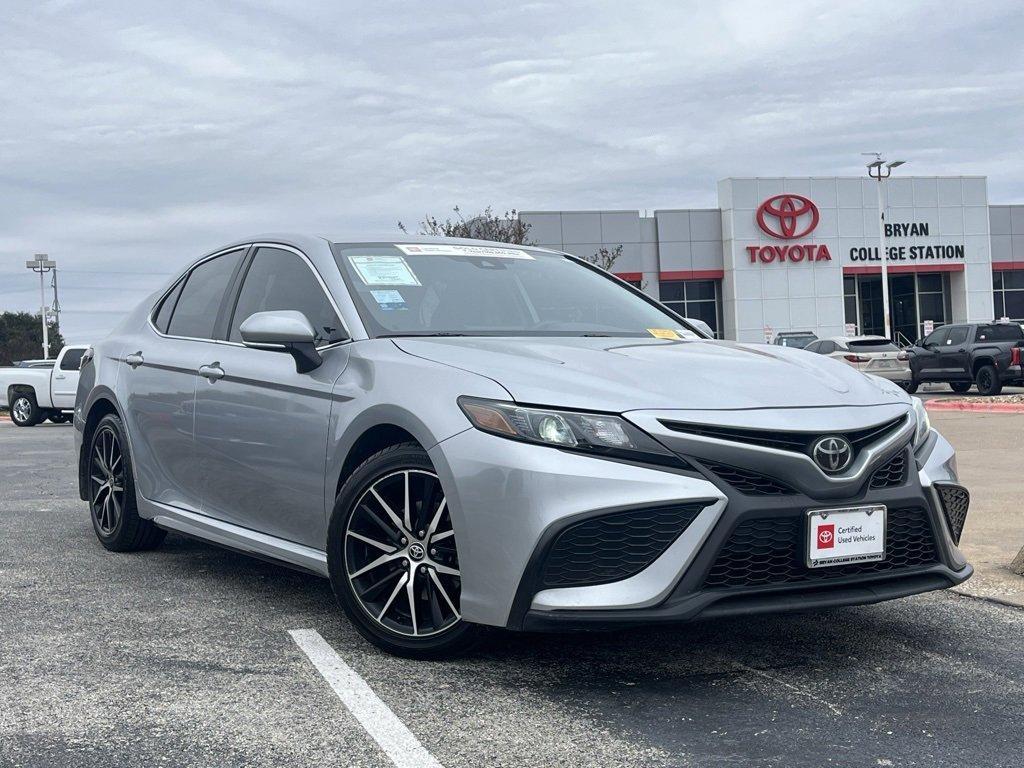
[392,337,910,412]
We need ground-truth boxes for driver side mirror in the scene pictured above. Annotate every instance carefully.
[240,310,323,373]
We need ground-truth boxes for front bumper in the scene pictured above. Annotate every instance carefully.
[431,410,971,630]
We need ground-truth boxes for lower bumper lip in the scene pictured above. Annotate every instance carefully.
[518,563,973,631]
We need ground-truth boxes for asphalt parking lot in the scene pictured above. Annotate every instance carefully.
[2,423,1023,768]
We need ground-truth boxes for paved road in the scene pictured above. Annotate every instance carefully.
[2,424,1022,767]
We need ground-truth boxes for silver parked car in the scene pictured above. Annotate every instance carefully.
[76,235,972,657]
[804,336,913,388]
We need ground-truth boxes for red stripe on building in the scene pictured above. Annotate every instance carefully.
[659,270,725,280]
[842,264,965,275]
[613,272,643,282]
[992,261,1024,271]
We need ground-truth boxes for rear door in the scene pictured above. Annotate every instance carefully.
[51,347,85,408]
[120,248,246,513]
[192,245,350,548]
[940,325,971,378]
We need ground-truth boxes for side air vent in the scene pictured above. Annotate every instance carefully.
[540,504,706,588]
[703,462,796,496]
[936,484,970,545]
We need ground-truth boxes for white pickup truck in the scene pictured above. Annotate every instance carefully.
[0,345,90,426]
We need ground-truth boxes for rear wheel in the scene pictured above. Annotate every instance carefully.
[327,442,483,658]
[901,378,919,394]
[10,394,40,427]
[975,365,1003,396]
[949,381,972,394]
[88,414,166,551]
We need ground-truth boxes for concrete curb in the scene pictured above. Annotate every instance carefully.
[924,401,1024,413]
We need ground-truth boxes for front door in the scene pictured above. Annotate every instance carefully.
[914,326,949,380]
[51,347,85,408]
[192,246,350,548]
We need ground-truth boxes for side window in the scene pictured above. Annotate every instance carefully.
[59,348,85,371]
[153,278,185,333]
[820,341,837,354]
[228,247,345,347]
[925,327,949,347]
[166,250,244,339]
[946,326,968,345]
[804,341,820,353]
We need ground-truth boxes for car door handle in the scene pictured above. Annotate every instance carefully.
[199,363,225,382]
[55,374,66,380]
[125,351,144,369]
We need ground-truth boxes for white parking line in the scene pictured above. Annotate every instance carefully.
[289,629,444,768]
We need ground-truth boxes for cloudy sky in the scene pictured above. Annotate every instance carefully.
[2,0,1023,342]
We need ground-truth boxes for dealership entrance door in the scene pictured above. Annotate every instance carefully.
[845,272,951,344]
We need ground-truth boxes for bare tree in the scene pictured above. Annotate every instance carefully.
[398,206,533,245]
[580,244,623,272]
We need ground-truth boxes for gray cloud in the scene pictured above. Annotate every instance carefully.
[1,0,1022,341]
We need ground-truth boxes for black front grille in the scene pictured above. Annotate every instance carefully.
[540,504,705,588]
[870,450,908,488]
[936,485,970,544]
[660,416,907,458]
[703,506,938,589]
[703,462,796,496]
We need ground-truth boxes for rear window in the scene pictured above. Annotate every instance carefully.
[848,339,899,353]
[976,324,1024,342]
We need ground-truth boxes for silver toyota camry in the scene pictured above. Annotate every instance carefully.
[75,234,972,657]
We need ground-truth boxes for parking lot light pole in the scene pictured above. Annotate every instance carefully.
[865,155,906,341]
[26,253,57,359]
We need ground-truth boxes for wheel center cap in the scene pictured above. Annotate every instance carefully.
[408,542,425,561]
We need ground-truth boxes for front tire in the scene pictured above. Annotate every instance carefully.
[949,381,972,394]
[327,442,483,658]
[87,414,166,552]
[975,365,1003,396]
[10,394,40,426]
[901,378,919,394]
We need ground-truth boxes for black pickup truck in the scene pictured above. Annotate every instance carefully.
[906,322,1024,395]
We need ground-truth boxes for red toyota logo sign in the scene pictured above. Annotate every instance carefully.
[756,194,820,239]
[817,524,835,549]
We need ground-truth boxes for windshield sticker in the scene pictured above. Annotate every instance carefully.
[370,289,408,311]
[395,243,535,260]
[647,328,684,340]
[348,255,421,286]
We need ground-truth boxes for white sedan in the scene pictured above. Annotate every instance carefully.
[804,336,913,387]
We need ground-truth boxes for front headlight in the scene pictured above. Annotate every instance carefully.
[912,396,931,447]
[457,396,684,468]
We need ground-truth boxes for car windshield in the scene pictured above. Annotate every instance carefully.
[332,243,698,338]
[848,339,900,352]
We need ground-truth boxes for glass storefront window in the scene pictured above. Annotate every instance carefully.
[660,280,721,337]
[993,270,1024,321]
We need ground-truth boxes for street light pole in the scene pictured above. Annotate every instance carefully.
[864,155,905,341]
[25,254,57,359]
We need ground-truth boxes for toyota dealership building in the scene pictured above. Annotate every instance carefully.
[521,176,1024,343]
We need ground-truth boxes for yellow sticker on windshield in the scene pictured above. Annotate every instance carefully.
[648,328,682,340]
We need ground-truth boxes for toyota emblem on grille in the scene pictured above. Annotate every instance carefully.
[811,436,853,473]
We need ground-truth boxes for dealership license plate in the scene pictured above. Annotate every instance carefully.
[807,505,887,568]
